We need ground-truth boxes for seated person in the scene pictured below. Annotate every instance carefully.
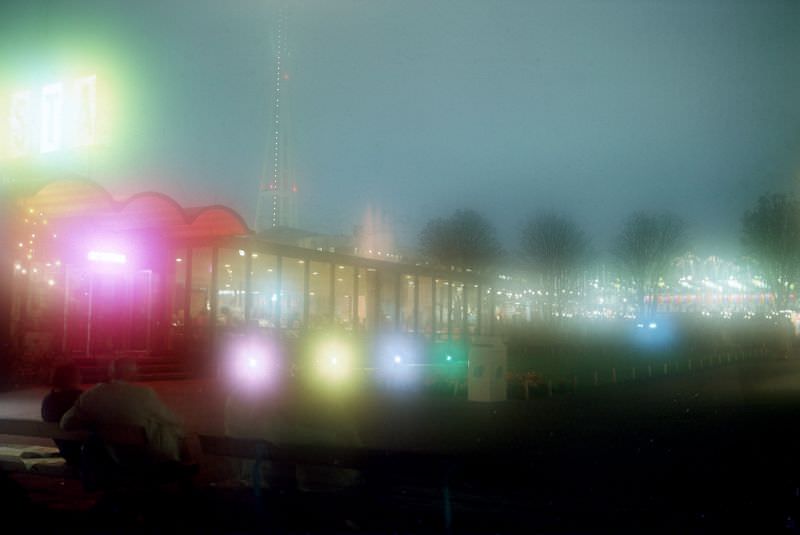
[61,357,186,465]
[41,363,83,465]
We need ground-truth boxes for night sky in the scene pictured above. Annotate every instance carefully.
[2,0,799,255]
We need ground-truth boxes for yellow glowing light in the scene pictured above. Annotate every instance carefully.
[314,340,354,383]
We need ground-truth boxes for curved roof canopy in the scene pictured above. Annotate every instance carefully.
[23,179,250,239]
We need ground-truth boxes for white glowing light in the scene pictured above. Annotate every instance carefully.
[88,250,127,264]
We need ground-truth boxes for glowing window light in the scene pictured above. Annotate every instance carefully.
[40,82,63,153]
[88,250,127,264]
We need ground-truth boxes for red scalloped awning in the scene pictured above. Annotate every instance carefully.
[23,179,250,239]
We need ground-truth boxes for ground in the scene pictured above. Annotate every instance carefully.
[3,355,800,532]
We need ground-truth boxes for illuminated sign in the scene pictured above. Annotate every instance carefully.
[4,75,98,157]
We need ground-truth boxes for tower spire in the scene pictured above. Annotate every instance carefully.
[256,3,297,232]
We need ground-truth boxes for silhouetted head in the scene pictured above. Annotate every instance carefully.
[50,363,81,391]
[110,357,138,382]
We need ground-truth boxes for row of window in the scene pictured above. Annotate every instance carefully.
[175,247,494,339]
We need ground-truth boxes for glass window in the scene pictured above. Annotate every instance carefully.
[357,267,378,331]
[480,287,493,335]
[400,274,416,333]
[466,284,479,335]
[167,249,187,351]
[452,282,465,339]
[309,261,332,329]
[249,253,278,329]
[190,247,212,336]
[379,270,397,330]
[216,248,246,330]
[435,279,450,339]
[281,257,306,330]
[334,264,355,329]
[418,276,434,337]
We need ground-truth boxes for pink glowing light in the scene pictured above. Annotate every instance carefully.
[87,250,127,264]
[225,336,283,392]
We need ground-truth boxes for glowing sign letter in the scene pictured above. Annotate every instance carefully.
[9,91,32,156]
[73,75,96,147]
[40,83,63,153]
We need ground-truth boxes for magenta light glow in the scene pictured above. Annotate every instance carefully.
[88,250,127,264]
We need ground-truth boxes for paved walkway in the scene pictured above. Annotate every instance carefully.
[4,357,800,532]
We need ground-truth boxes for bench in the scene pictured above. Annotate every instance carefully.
[0,419,147,475]
[198,434,458,532]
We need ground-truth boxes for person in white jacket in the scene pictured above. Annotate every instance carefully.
[61,357,185,463]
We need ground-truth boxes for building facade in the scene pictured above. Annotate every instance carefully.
[7,180,494,368]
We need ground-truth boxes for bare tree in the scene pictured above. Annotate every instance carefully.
[614,211,687,318]
[418,209,501,271]
[520,213,588,318]
[741,194,800,309]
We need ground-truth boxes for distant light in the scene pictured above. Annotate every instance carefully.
[648,322,657,329]
[88,250,126,264]
[238,249,246,256]
[393,355,403,365]
[271,293,278,302]
[176,258,183,262]
[47,279,55,287]
[446,355,452,362]
[636,323,644,328]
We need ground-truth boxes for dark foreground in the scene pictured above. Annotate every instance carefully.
[6,357,800,533]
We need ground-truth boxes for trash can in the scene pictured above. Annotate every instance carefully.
[468,336,507,402]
